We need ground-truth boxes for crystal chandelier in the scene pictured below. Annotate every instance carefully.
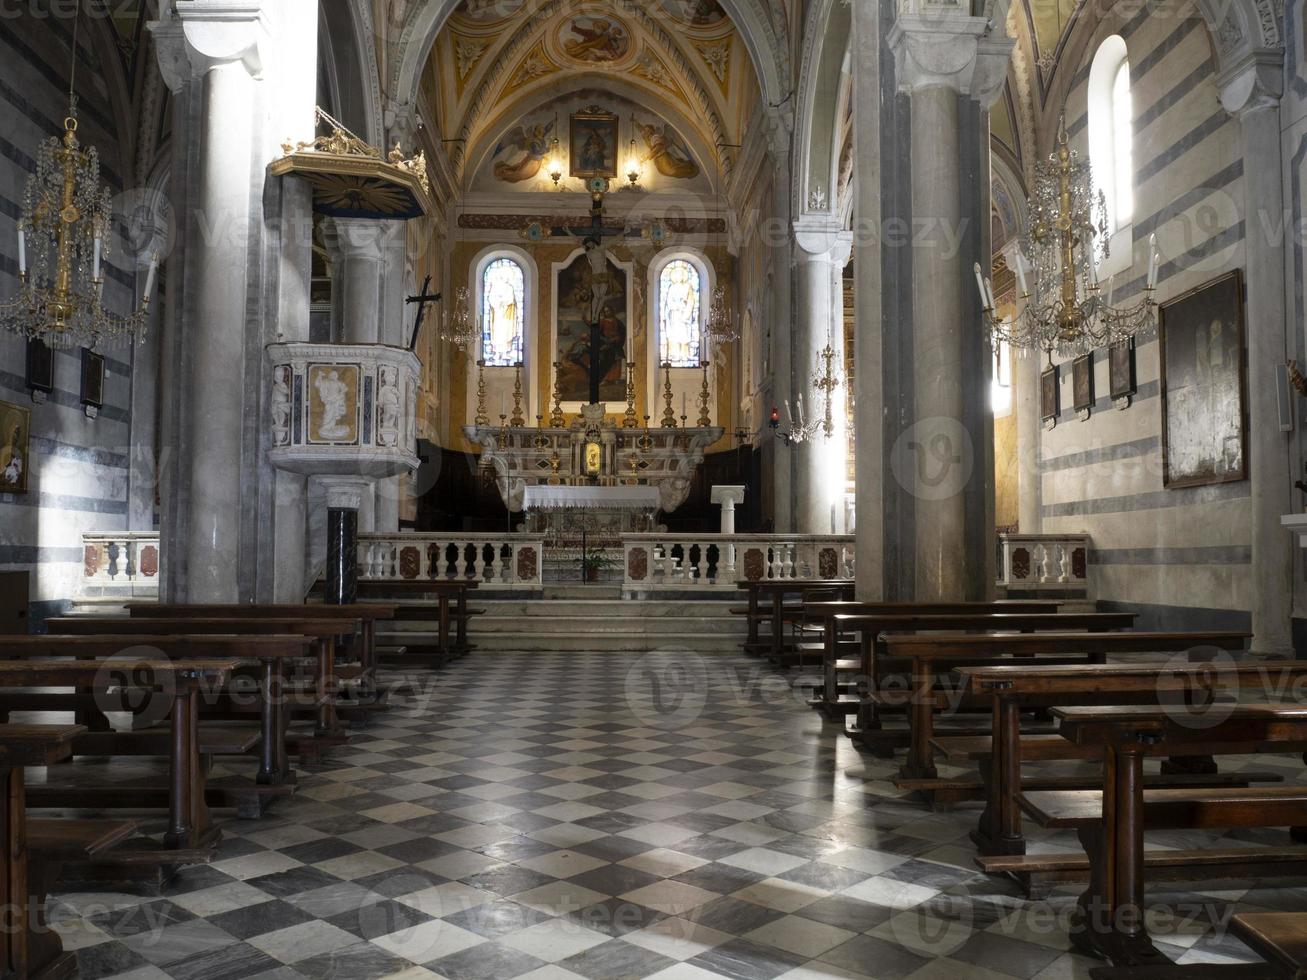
[776,331,840,445]
[976,117,1157,358]
[438,285,477,351]
[705,283,738,348]
[1,100,156,350]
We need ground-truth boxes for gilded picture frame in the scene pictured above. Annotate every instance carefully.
[0,400,31,494]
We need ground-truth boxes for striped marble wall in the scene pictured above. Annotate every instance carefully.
[1039,1,1252,629]
[0,15,143,623]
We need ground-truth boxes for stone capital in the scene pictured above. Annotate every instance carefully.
[175,0,270,79]
[319,476,374,512]
[1217,46,1284,115]
[711,485,747,508]
[888,8,1014,105]
[147,17,194,93]
[793,217,846,260]
[322,217,389,263]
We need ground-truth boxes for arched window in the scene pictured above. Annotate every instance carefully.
[1089,35,1133,235]
[657,258,703,367]
[480,256,525,366]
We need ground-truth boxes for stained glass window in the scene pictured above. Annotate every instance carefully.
[481,257,525,366]
[658,259,702,367]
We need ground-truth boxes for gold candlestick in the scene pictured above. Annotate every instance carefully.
[474,359,489,426]
[622,360,639,428]
[696,360,712,427]
[510,361,526,427]
[660,361,678,428]
[549,361,566,427]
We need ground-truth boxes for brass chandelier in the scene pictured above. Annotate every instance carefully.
[976,118,1156,358]
[2,101,156,350]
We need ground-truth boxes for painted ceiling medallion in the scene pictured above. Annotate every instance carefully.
[694,37,732,89]
[452,0,526,24]
[557,13,633,64]
[653,0,728,27]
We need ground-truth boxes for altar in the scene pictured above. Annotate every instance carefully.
[521,484,662,543]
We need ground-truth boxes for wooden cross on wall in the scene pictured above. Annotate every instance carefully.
[406,275,442,351]
[556,183,626,405]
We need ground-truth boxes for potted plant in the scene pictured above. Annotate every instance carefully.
[579,548,615,583]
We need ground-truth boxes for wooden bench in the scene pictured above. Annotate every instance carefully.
[813,610,1135,721]
[1230,914,1307,979]
[0,723,136,980]
[125,602,398,703]
[1038,704,1307,967]
[347,580,481,662]
[0,659,243,862]
[877,631,1251,783]
[735,580,856,661]
[51,615,357,748]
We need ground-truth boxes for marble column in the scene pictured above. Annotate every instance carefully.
[793,219,851,534]
[768,120,796,532]
[851,0,886,599]
[888,8,1011,600]
[324,217,407,533]
[1014,351,1043,533]
[320,478,370,605]
[167,3,268,602]
[1220,54,1292,653]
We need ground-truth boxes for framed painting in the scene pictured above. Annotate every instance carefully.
[555,250,628,404]
[0,400,30,493]
[1159,270,1246,488]
[569,108,618,178]
[1108,337,1136,399]
[80,349,104,409]
[1040,363,1059,423]
[26,338,53,394]
[1072,354,1094,413]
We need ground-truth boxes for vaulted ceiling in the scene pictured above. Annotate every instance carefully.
[421,0,761,190]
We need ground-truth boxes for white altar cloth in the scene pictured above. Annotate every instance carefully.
[522,485,661,511]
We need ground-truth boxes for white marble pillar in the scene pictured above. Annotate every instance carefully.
[171,3,269,602]
[851,0,885,599]
[889,8,1011,600]
[793,219,850,534]
[711,485,747,534]
[1221,55,1292,653]
[1014,351,1043,533]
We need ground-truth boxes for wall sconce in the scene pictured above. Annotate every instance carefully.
[548,136,564,188]
[626,138,641,189]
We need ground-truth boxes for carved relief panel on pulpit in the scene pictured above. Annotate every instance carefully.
[266,342,421,478]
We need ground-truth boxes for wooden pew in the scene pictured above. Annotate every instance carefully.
[813,610,1135,720]
[805,599,1064,698]
[343,580,483,666]
[877,631,1251,782]
[1230,914,1307,979]
[124,602,398,701]
[0,723,135,980]
[0,660,243,893]
[50,616,356,746]
[1034,704,1307,966]
[734,580,856,661]
[952,660,1307,891]
[0,634,313,815]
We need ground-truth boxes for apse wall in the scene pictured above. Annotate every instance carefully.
[1038,2,1251,629]
[0,17,141,623]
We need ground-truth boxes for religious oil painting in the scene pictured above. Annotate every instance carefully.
[307,363,360,445]
[492,119,555,183]
[1159,270,1246,488]
[1040,364,1059,423]
[1109,337,1136,399]
[569,109,619,178]
[556,250,628,403]
[453,0,525,22]
[0,401,30,494]
[561,16,631,64]
[655,0,728,25]
[1072,354,1094,413]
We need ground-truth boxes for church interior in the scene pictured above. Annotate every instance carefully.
[3,0,1307,976]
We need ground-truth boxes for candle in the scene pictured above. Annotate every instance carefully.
[1014,253,1028,296]
[143,253,158,299]
[681,393,687,417]
[973,262,988,310]
[92,232,101,281]
[1147,233,1159,289]
[17,222,25,276]
[1087,257,1098,288]
[983,277,996,310]
[500,391,506,418]
[784,400,793,425]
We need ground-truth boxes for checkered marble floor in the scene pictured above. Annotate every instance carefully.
[50,649,1307,980]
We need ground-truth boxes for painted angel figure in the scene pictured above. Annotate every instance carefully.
[637,120,699,179]
[492,120,555,183]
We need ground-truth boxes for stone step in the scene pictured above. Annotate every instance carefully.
[456,632,747,653]
[468,599,737,619]
[383,615,745,636]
